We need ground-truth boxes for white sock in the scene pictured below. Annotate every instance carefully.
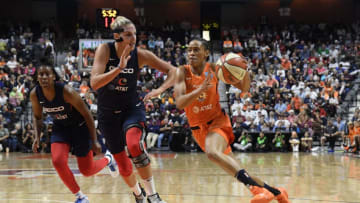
[142,176,156,195]
[131,182,142,196]
[75,190,86,199]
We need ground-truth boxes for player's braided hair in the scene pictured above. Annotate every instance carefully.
[190,37,211,61]
[190,37,210,51]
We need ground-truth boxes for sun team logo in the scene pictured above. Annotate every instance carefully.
[197,92,207,102]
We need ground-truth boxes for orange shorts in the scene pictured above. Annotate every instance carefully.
[190,112,235,154]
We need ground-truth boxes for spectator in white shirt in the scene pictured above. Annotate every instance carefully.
[6,57,18,69]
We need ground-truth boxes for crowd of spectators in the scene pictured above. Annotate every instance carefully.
[223,22,360,154]
[0,20,57,153]
[1,18,360,155]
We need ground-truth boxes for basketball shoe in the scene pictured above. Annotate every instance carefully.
[147,193,166,203]
[133,187,147,203]
[275,187,290,203]
[105,150,119,177]
[249,186,275,203]
[75,196,89,203]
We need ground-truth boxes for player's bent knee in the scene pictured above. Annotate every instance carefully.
[79,166,93,177]
[113,151,133,177]
[52,158,67,169]
[119,162,133,177]
[124,124,150,168]
[125,125,146,157]
[126,130,143,157]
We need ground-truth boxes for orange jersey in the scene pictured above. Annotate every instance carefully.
[184,63,222,126]
[353,127,360,136]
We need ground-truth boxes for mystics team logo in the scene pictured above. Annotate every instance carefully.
[118,78,127,86]
[197,92,207,102]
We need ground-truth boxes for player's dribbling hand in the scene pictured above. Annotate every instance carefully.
[32,139,40,153]
[92,140,102,155]
[117,44,132,70]
[199,73,213,92]
[143,88,162,102]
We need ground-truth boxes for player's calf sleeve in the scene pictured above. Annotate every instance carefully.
[113,151,133,177]
[51,143,80,194]
[235,169,280,196]
[235,169,262,187]
[77,150,108,177]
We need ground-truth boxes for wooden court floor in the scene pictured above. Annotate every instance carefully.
[0,152,359,203]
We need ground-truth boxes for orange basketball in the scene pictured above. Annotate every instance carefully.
[215,52,248,85]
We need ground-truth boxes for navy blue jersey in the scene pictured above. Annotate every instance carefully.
[97,43,141,111]
[36,83,84,127]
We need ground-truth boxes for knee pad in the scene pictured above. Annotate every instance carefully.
[235,169,261,187]
[124,124,150,168]
[113,151,133,177]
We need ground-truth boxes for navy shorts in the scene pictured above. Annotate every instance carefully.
[98,105,146,154]
[51,121,91,157]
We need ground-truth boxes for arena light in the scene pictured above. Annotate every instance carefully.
[202,30,210,41]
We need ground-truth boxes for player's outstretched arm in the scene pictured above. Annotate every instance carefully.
[174,67,212,109]
[30,88,43,153]
[139,49,177,100]
[232,71,251,92]
[63,85,101,154]
[91,43,125,90]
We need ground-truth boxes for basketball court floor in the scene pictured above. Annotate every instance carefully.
[0,152,359,203]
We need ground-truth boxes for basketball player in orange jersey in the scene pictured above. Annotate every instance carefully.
[174,38,290,203]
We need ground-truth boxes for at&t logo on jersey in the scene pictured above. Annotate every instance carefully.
[192,104,213,114]
[54,114,68,120]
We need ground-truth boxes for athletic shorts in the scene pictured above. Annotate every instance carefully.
[190,111,235,154]
[98,104,146,154]
[51,121,91,157]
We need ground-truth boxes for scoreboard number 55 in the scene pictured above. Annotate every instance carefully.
[97,8,119,29]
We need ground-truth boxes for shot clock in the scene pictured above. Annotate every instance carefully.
[96,8,119,29]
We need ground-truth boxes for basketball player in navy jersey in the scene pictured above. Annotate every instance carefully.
[91,16,175,203]
[31,61,118,203]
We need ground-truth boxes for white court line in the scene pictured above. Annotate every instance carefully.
[0,198,72,203]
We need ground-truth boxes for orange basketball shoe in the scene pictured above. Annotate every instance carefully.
[249,186,275,203]
[275,187,290,203]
